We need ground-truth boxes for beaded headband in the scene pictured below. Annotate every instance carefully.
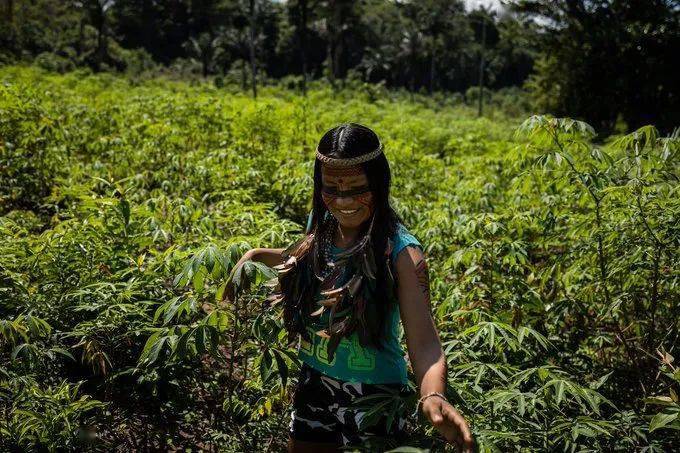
[315,142,384,168]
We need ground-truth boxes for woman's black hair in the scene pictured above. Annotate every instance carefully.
[308,122,403,349]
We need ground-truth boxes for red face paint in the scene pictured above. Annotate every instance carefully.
[320,164,374,227]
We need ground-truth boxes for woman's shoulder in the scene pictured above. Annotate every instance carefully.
[389,223,422,263]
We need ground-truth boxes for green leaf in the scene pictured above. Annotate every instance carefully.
[273,349,288,387]
[649,410,679,432]
[260,350,274,385]
[192,266,207,292]
[118,198,130,226]
[195,326,206,354]
[555,380,565,405]
[52,347,76,361]
[11,343,31,360]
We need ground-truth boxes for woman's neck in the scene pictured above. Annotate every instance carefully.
[334,223,360,248]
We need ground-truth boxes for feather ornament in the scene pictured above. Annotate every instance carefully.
[272,213,400,361]
[315,329,330,339]
[318,298,338,308]
[310,305,325,317]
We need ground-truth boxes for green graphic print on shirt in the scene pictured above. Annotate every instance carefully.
[297,222,422,384]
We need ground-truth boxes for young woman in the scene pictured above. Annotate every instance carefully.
[229,123,473,452]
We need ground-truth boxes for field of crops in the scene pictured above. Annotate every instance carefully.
[1,66,679,452]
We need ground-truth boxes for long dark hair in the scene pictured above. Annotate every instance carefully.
[305,123,403,349]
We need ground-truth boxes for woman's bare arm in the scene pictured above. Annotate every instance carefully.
[247,247,286,267]
[396,246,473,452]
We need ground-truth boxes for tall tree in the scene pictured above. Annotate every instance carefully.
[81,0,115,71]
[111,0,191,64]
[468,7,498,114]
[361,0,474,93]
[248,0,257,97]
[513,0,680,133]
[286,0,324,94]
[323,0,358,88]
[2,0,543,104]
[409,0,467,94]
[184,32,222,77]
[4,0,13,23]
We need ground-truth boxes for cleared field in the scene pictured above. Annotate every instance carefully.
[1,66,678,451]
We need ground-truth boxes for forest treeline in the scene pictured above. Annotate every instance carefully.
[0,0,678,134]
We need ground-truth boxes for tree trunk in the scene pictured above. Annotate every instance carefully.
[241,58,247,91]
[410,36,417,99]
[94,4,107,72]
[327,40,335,88]
[299,0,308,96]
[429,49,436,94]
[5,0,13,23]
[328,0,346,88]
[96,21,106,71]
[326,0,336,88]
[77,15,84,57]
[249,0,257,99]
[335,27,343,88]
[477,18,486,117]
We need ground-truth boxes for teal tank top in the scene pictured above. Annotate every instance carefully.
[297,217,422,384]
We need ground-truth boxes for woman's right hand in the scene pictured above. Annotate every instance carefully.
[204,275,237,313]
[222,279,236,305]
[214,247,285,308]
[221,249,255,305]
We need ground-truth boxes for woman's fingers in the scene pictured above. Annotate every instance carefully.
[422,399,474,453]
[222,282,235,304]
[421,398,475,452]
[441,404,474,453]
[423,400,457,444]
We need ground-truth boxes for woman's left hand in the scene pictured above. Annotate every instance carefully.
[421,396,474,453]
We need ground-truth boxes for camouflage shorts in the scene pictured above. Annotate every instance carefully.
[288,363,413,448]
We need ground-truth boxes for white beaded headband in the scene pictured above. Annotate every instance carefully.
[315,142,384,167]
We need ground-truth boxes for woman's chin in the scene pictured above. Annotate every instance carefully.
[335,212,370,229]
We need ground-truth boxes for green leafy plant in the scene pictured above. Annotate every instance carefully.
[1,67,678,451]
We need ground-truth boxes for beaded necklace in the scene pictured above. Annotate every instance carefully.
[318,217,337,280]
[276,211,385,359]
[316,215,364,290]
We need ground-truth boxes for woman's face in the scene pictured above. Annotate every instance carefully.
[321,164,374,229]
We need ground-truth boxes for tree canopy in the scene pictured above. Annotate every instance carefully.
[0,0,677,132]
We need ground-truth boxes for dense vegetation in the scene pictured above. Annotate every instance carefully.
[1,0,679,133]
[1,66,679,451]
